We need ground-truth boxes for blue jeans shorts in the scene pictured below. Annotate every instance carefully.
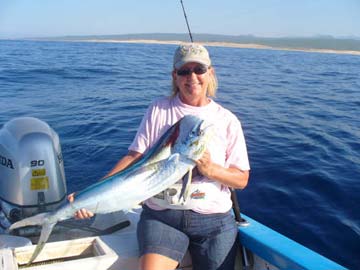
[137,205,238,270]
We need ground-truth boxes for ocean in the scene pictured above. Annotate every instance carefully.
[0,40,359,269]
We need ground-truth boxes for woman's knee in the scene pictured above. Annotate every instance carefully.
[140,253,179,270]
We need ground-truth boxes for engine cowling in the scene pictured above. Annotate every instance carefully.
[0,117,67,222]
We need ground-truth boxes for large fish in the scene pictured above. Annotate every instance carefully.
[9,115,210,264]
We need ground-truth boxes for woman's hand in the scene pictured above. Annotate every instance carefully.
[195,150,214,178]
[195,150,249,189]
[67,193,94,219]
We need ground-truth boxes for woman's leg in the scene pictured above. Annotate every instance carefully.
[187,211,238,270]
[140,253,179,270]
[137,206,189,270]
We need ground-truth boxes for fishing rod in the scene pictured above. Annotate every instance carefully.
[230,188,250,268]
[178,2,250,268]
[178,0,248,227]
[178,0,250,229]
[179,0,194,42]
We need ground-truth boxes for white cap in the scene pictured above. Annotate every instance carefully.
[173,44,211,69]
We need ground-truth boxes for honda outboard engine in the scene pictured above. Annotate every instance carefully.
[0,117,66,228]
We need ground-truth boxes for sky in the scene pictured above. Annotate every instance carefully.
[0,0,359,39]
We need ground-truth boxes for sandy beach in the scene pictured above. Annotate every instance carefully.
[77,39,360,56]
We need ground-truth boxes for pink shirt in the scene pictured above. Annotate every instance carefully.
[129,95,250,213]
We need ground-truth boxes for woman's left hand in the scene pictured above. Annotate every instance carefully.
[195,150,214,178]
[195,150,249,189]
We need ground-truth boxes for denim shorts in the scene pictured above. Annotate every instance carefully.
[137,205,238,270]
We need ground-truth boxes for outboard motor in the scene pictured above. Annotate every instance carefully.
[0,117,66,227]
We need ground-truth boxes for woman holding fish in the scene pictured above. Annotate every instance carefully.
[73,43,250,270]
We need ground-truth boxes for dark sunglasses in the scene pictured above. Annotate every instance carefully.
[176,65,208,76]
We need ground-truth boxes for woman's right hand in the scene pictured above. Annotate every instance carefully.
[67,193,94,219]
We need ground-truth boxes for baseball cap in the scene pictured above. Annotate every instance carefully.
[173,44,211,69]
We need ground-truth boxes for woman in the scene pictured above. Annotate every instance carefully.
[72,43,250,270]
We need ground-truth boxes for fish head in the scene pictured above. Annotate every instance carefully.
[173,115,211,161]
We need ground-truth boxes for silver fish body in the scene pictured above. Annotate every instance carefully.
[9,115,210,264]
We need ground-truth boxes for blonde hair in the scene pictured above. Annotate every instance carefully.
[171,66,218,97]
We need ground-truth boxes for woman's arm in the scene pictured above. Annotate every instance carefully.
[69,150,143,219]
[103,150,143,178]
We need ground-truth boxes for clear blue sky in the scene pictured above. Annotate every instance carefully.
[1,0,359,39]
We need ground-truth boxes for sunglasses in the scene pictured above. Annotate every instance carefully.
[176,65,208,76]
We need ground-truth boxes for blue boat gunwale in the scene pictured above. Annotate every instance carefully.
[238,214,347,270]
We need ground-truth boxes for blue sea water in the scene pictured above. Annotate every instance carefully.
[0,40,359,269]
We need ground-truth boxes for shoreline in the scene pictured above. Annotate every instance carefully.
[71,39,360,56]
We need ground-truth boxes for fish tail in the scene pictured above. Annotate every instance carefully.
[27,222,56,265]
[8,212,57,265]
[8,212,48,231]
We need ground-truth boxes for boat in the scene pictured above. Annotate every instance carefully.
[0,208,347,270]
[0,117,347,269]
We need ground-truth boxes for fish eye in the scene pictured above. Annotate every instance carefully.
[198,130,204,136]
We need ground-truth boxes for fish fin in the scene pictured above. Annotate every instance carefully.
[178,172,188,201]
[183,168,193,202]
[178,167,193,204]
[27,222,56,265]
[103,120,181,181]
[168,153,180,163]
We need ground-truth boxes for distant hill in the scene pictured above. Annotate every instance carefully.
[33,33,360,53]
